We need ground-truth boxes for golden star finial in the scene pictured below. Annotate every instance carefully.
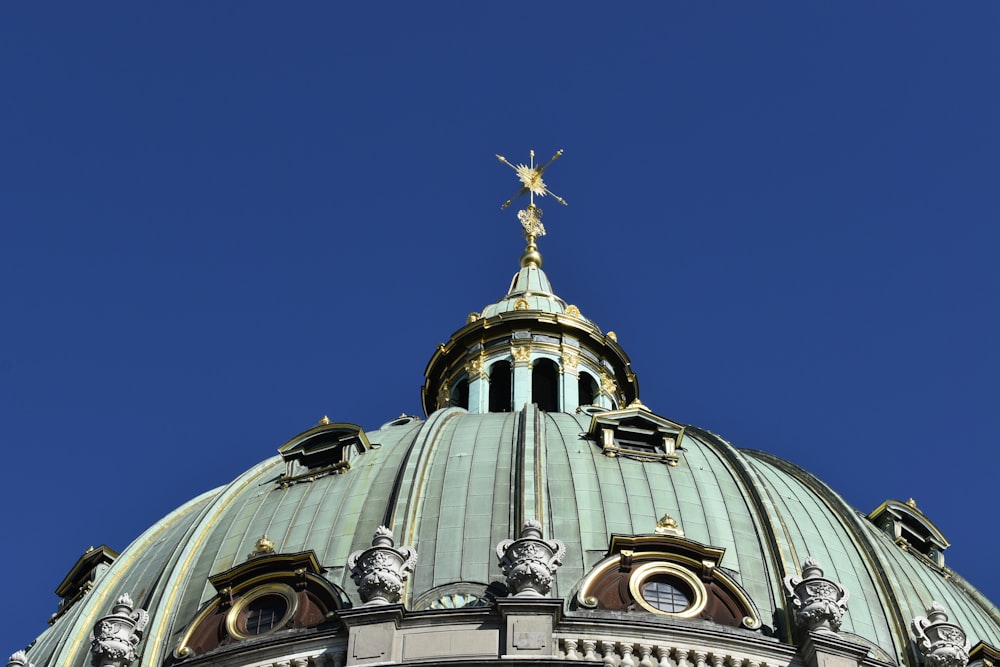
[496,149,568,210]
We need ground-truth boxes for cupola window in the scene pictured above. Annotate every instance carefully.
[489,360,512,412]
[578,372,598,407]
[451,376,470,410]
[531,358,559,411]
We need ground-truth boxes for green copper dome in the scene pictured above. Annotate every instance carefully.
[12,158,999,667]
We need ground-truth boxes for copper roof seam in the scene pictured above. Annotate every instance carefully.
[125,456,282,667]
[683,426,797,644]
[748,450,918,665]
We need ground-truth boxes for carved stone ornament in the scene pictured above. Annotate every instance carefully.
[347,526,418,606]
[7,651,34,667]
[912,602,971,667]
[783,557,849,634]
[496,519,567,597]
[89,593,149,667]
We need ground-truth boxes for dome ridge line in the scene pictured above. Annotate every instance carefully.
[746,449,919,662]
[136,456,285,666]
[681,425,800,643]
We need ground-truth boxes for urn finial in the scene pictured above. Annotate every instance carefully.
[496,520,566,597]
[783,557,849,634]
[7,651,33,667]
[912,602,970,667]
[89,592,149,667]
[347,526,418,606]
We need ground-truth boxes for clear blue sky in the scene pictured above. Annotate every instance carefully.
[2,3,997,649]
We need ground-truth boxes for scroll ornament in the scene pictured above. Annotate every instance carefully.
[90,593,149,667]
[496,519,566,597]
[783,557,849,634]
[348,526,418,606]
[912,602,971,667]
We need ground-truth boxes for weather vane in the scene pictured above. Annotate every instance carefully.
[496,149,568,242]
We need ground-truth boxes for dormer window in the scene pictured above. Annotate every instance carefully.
[868,498,949,567]
[173,539,350,660]
[575,530,762,629]
[587,403,683,465]
[50,545,119,624]
[277,421,371,487]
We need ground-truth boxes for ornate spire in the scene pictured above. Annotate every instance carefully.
[496,149,568,268]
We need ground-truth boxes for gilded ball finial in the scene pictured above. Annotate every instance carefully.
[520,239,543,268]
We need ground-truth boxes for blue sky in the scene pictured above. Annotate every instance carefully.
[2,3,997,649]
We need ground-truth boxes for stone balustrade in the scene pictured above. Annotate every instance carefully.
[555,637,784,667]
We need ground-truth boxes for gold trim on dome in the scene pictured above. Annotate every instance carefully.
[565,304,581,318]
[467,312,480,323]
[514,298,529,311]
[655,514,683,536]
[607,331,618,342]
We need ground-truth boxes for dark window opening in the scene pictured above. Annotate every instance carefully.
[489,361,512,413]
[243,595,288,635]
[532,359,559,412]
[453,378,469,410]
[641,576,692,613]
[579,372,598,407]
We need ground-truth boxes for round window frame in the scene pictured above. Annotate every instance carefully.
[225,583,298,640]
[628,562,707,618]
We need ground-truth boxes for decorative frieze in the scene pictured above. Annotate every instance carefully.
[89,593,148,667]
[497,520,566,597]
[783,557,849,634]
[348,526,418,606]
[913,602,971,667]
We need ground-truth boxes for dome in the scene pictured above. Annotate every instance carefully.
[10,157,1000,667]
